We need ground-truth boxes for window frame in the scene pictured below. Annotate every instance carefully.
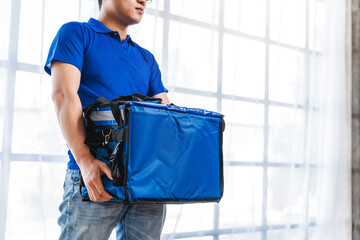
[0,0,316,239]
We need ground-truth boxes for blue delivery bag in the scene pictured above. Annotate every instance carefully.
[80,94,225,203]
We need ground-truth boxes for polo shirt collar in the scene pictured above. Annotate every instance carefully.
[88,17,116,33]
[87,18,134,46]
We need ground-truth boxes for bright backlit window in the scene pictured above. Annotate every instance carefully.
[0,0,324,239]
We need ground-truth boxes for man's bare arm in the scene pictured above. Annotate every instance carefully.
[51,61,113,202]
[152,92,170,104]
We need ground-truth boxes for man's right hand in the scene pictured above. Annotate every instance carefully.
[79,157,114,202]
[51,61,113,203]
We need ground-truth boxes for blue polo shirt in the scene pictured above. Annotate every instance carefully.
[44,18,168,169]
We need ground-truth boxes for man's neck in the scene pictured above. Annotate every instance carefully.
[98,15,128,42]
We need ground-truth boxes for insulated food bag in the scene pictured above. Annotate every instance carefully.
[80,93,225,203]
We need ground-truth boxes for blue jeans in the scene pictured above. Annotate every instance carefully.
[58,169,166,240]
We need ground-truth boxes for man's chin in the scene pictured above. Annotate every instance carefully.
[129,18,142,26]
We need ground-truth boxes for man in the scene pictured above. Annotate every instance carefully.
[44,0,169,239]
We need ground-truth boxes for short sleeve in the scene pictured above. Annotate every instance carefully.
[147,54,168,97]
[44,22,84,76]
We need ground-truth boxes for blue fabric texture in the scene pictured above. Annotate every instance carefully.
[44,18,168,170]
[127,103,223,202]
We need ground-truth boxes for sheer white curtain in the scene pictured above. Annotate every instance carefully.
[0,0,350,239]
[307,0,350,238]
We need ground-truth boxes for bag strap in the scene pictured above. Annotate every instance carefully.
[94,96,110,104]
[109,101,126,127]
[132,93,163,103]
[84,96,110,114]
[109,141,126,186]
[83,96,111,128]
[84,94,162,127]
[112,93,162,104]
[84,128,128,146]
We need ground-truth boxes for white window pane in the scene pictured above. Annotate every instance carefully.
[219,166,263,228]
[168,21,218,93]
[129,14,164,67]
[40,74,67,154]
[268,106,305,163]
[42,0,80,64]
[270,0,306,48]
[219,232,262,240]
[6,162,67,240]
[14,71,41,109]
[168,92,217,112]
[269,46,306,104]
[79,0,99,22]
[12,71,41,154]
[170,0,218,24]
[308,169,318,219]
[222,99,264,126]
[267,229,306,240]
[163,203,215,233]
[147,0,164,11]
[0,0,11,60]
[223,34,265,99]
[224,0,265,37]
[0,69,6,152]
[12,71,67,154]
[17,0,43,65]
[308,227,320,240]
[222,99,264,162]
[12,111,43,154]
[224,125,263,162]
[309,0,325,51]
[180,237,213,240]
[267,168,308,225]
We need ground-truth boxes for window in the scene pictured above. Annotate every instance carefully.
[0,0,325,239]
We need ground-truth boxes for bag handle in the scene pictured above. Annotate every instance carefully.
[83,93,162,128]
[83,96,111,127]
[109,101,126,127]
[112,93,162,104]
[108,94,162,126]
